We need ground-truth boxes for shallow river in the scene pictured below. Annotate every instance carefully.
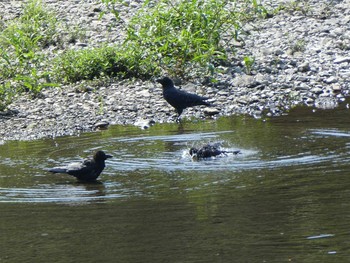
[1,100,350,262]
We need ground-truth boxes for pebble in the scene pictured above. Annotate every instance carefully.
[204,108,220,116]
[324,76,337,84]
[334,56,350,64]
[94,121,109,130]
[0,0,350,141]
[134,119,155,129]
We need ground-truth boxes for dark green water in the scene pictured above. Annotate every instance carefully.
[1,101,350,262]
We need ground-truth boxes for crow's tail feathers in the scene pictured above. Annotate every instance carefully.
[47,167,68,174]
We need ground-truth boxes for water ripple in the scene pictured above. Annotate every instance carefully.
[114,131,234,143]
[1,123,350,204]
[0,185,124,203]
[310,129,350,137]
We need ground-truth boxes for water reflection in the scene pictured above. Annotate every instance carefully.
[1,106,350,203]
[1,102,350,262]
[0,181,122,204]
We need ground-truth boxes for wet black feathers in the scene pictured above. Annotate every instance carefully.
[189,143,240,160]
[48,150,112,182]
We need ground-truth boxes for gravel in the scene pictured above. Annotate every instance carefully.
[1,0,350,142]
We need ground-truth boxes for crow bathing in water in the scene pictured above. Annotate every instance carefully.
[47,150,112,182]
[156,77,211,120]
[189,143,240,160]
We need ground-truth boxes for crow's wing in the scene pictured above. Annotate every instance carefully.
[48,161,82,173]
[177,89,209,103]
[66,161,89,172]
[164,88,210,109]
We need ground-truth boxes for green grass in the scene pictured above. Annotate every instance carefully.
[0,0,60,110]
[52,45,154,83]
[118,0,267,77]
[243,56,255,75]
[125,0,233,76]
[55,0,269,82]
[0,0,269,111]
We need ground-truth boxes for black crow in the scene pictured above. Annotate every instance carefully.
[47,150,112,182]
[189,143,240,160]
[156,77,211,120]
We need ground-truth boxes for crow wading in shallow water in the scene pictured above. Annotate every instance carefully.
[189,143,240,160]
[47,150,112,182]
[156,77,211,121]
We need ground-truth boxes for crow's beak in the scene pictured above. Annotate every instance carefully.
[106,154,113,159]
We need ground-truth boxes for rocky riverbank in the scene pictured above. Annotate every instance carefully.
[1,0,350,142]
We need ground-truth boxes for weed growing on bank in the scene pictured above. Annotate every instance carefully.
[55,0,268,82]
[0,0,269,110]
[0,0,60,110]
[125,0,268,77]
[53,45,154,83]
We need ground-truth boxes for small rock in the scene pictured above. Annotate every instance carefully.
[44,98,54,104]
[332,84,342,93]
[76,42,88,47]
[324,76,337,84]
[296,83,310,90]
[94,121,109,130]
[311,87,323,95]
[134,119,155,129]
[92,7,102,12]
[314,97,338,109]
[298,62,310,72]
[204,108,220,116]
[304,97,314,105]
[334,57,350,64]
[232,75,255,88]
[137,89,151,97]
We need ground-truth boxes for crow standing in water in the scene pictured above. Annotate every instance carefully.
[156,77,211,120]
[189,143,240,160]
[47,150,112,182]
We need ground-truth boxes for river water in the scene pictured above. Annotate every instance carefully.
[1,100,350,262]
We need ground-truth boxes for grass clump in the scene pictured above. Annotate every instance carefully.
[58,0,269,82]
[123,0,249,77]
[0,0,269,110]
[0,0,59,102]
[0,83,15,111]
[53,45,154,83]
